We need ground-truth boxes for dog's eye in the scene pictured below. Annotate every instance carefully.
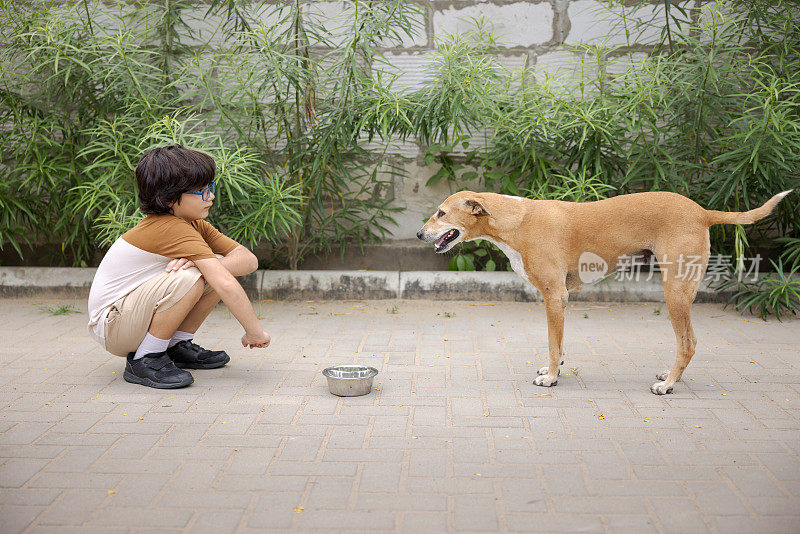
[437,210,445,218]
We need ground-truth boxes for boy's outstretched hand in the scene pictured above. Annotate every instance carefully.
[242,330,271,349]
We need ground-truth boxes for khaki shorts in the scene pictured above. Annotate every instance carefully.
[104,267,213,357]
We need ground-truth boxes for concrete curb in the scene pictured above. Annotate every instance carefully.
[0,267,739,302]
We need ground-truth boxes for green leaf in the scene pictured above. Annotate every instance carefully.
[426,166,449,186]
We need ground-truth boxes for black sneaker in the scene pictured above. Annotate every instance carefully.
[166,340,230,369]
[123,352,194,389]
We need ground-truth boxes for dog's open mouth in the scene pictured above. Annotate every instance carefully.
[434,229,460,252]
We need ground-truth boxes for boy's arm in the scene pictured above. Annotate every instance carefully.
[193,257,270,348]
[166,245,258,276]
[218,245,258,276]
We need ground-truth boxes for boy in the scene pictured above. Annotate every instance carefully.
[87,145,271,389]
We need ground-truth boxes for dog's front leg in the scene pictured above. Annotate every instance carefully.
[535,291,567,387]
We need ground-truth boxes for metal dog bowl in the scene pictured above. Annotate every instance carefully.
[322,365,378,397]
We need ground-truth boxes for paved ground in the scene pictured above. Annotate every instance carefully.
[0,297,798,534]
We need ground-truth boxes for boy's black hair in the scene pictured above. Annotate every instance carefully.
[135,144,216,215]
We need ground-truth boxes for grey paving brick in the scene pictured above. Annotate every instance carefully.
[618,440,667,466]
[214,474,308,492]
[90,459,178,476]
[148,445,233,462]
[506,513,605,533]
[723,465,788,497]
[581,451,631,480]
[189,510,245,534]
[111,474,170,505]
[271,461,358,476]
[0,458,50,487]
[224,448,275,476]
[405,476,495,495]
[606,515,659,534]
[710,516,800,534]
[37,489,109,526]
[453,495,499,532]
[305,477,353,510]
[89,507,193,528]
[749,496,800,515]
[666,452,754,467]
[26,527,126,534]
[323,448,403,464]
[408,450,447,478]
[28,473,124,490]
[501,478,546,512]
[357,493,447,511]
[757,453,800,481]
[551,496,649,515]
[370,416,410,437]
[246,493,301,529]
[1,505,47,534]
[542,464,590,495]
[453,438,491,463]
[633,466,723,481]
[401,511,448,534]
[45,446,106,473]
[359,462,402,493]
[649,497,711,534]
[327,425,367,448]
[293,510,396,530]
[52,413,105,434]
[0,423,55,445]
[687,480,747,515]
[412,405,447,427]
[166,460,225,491]
[0,488,61,506]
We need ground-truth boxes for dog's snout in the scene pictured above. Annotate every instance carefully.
[416,229,425,240]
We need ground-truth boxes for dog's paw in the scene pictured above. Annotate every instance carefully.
[650,381,674,395]
[656,370,669,381]
[534,374,558,387]
[538,366,561,377]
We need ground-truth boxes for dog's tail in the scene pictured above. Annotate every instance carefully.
[706,190,793,226]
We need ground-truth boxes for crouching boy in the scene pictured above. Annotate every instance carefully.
[87,145,271,388]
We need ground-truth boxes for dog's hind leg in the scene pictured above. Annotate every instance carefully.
[651,243,707,394]
[535,287,568,387]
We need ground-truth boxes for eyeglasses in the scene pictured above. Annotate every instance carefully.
[185,181,215,201]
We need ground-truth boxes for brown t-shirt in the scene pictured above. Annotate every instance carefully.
[122,215,239,261]
[87,215,240,346]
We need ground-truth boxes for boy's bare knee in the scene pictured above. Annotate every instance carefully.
[173,271,205,301]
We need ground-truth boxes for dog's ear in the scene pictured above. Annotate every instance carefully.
[465,199,490,216]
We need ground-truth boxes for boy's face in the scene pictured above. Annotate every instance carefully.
[170,184,215,221]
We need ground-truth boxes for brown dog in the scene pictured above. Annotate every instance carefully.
[417,190,792,394]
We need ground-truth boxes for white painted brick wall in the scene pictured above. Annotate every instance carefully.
[567,0,693,48]
[380,53,440,91]
[378,52,528,92]
[433,2,554,47]
[606,52,650,76]
[533,49,597,91]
